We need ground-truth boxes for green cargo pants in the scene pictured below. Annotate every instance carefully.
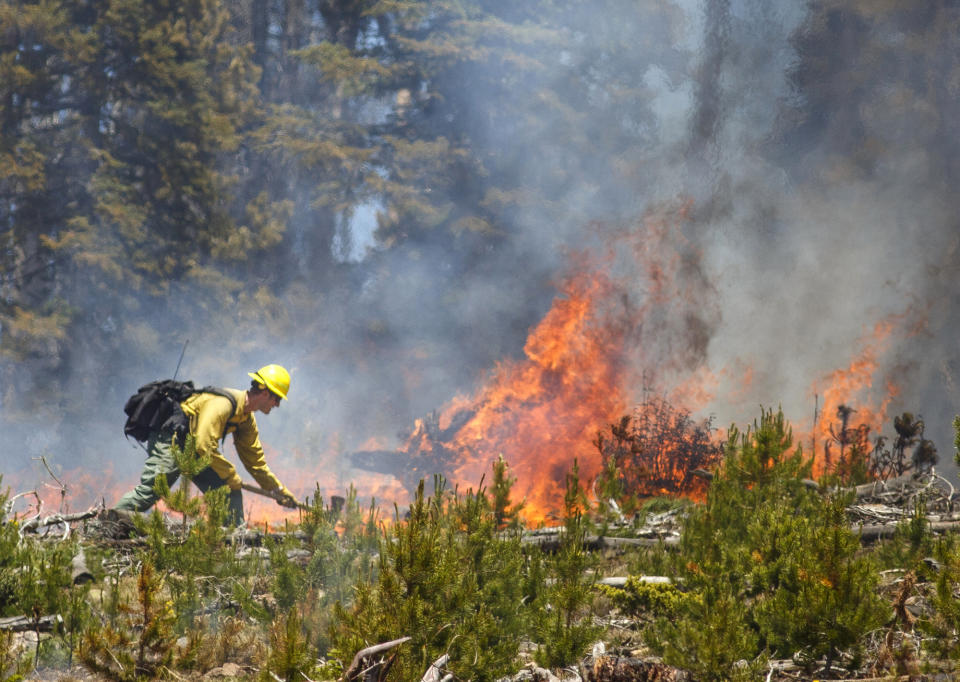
[114,431,245,524]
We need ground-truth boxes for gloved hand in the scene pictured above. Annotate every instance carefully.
[276,485,298,508]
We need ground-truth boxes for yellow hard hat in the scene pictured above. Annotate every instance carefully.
[248,364,291,400]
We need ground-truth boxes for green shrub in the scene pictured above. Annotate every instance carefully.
[327,475,535,681]
[598,577,693,619]
[79,559,178,681]
[534,459,602,669]
[262,607,315,682]
[647,408,888,679]
[917,415,960,660]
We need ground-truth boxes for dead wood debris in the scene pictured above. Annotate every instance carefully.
[340,636,411,682]
[7,468,960,682]
[590,655,691,681]
[0,615,63,632]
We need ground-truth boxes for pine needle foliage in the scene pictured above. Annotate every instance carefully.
[917,532,960,661]
[177,613,265,673]
[752,492,887,670]
[0,628,29,682]
[299,484,381,654]
[535,459,602,669]
[873,496,935,572]
[135,437,243,631]
[597,577,693,621]
[919,416,960,661]
[79,559,178,681]
[647,407,888,679]
[491,454,524,530]
[159,485,242,630]
[954,415,960,467]
[1,493,79,670]
[262,607,315,682]
[327,475,534,681]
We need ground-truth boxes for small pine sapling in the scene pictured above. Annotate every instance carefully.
[0,628,30,682]
[917,416,960,661]
[648,409,808,679]
[593,447,625,533]
[10,535,76,669]
[954,415,960,467]
[491,454,524,530]
[753,492,888,673]
[268,534,307,615]
[79,559,178,681]
[159,434,211,529]
[917,533,960,661]
[327,476,534,681]
[535,459,602,669]
[262,607,315,682]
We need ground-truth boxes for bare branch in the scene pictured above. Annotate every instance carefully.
[34,456,64,489]
[340,637,411,682]
[421,653,449,682]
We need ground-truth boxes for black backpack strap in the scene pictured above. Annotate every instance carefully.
[196,386,238,443]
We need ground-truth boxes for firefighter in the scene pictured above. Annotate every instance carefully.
[113,364,298,524]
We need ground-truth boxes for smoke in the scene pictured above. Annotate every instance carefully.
[4,0,960,511]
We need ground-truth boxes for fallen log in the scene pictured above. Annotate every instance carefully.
[691,468,947,502]
[857,519,960,543]
[228,527,310,546]
[598,576,672,587]
[522,533,679,552]
[17,508,99,538]
[851,471,925,499]
[0,615,62,632]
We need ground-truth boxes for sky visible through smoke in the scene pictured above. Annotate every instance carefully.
[4,0,960,514]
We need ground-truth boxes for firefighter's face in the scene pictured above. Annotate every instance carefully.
[250,387,281,414]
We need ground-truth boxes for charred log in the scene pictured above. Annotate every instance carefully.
[350,411,471,494]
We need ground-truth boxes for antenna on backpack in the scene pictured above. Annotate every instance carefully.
[173,339,189,380]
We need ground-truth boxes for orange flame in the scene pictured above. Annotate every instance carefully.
[804,318,902,477]
[5,207,916,526]
[397,204,719,523]
[439,266,630,523]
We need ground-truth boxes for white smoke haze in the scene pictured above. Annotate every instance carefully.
[4,0,960,511]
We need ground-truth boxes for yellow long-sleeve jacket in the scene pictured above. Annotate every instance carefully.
[179,388,283,492]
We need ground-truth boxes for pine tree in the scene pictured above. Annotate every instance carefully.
[491,454,523,529]
[263,607,315,682]
[535,459,601,669]
[649,408,887,679]
[753,492,887,671]
[327,476,533,681]
[0,0,98,412]
[79,559,178,681]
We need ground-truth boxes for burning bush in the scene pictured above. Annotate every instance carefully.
[593,396,722,509]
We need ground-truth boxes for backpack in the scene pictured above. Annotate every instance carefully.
[123,379,237,444]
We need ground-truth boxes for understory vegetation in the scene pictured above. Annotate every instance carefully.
[3,407,960,681]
